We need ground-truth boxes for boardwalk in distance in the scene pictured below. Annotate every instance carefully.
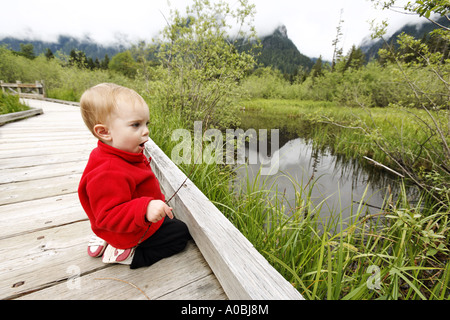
[0,99,226,300]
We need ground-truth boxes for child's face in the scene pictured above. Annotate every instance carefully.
[105,101,150,153]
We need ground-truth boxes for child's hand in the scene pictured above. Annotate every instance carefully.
[146,200,173,223]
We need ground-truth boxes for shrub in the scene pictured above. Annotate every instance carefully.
[0,92,29,114]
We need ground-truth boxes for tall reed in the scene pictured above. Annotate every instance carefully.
[229,167,449,299]
[145,94,449,300]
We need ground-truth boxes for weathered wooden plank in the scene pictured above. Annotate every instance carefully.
[0,134,93,144]
[0,133,93,146]
[156,273,227,300]
[0,152,91,169]
[0,139,95,151]
[22,98,74,109]
[0,193,87,240]
[1,121,85,129]
[0,145,94,159]
[0,221,99,299]
[1,128,87,134]
[40,98,80,107]
[145,139,304,300]
[0,108,44,126]
[0,98,228,301]
[16,93,44,99]
[0,173,81,205]
[0,81,44,100]
[0,82,43,89]
[0,161,87,184]
[16,241,226,300]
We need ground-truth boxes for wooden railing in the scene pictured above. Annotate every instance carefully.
[0,81,45,99]
[145,139,304,300]
[0,82,45,125]
[0,108,43,126]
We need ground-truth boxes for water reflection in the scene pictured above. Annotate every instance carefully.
[234,136,402,222]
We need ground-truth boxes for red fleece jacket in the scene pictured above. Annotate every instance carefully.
[78,141,165,249]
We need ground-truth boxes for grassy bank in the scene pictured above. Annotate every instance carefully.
[240,98,448,167]
[146,96,449,300]
[241,98,450,204]
[0,92,29,114]
[231,174,449,300]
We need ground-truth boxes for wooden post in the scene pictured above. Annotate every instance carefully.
[0,80,4,94]
[40,80,45,97]
[16,81,22,95]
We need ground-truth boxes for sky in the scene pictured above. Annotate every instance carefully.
[0,0,427,61]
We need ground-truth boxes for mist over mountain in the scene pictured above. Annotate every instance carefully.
[0,25,313,75]
[0,34,128,60]
[361,16,450,60]
[1,16,446,76]
[257,25,314,74]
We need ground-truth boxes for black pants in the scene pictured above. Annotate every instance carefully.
[130,217,192,269]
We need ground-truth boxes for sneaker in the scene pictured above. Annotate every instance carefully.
[102,245,135,265]
[87,235,108,257]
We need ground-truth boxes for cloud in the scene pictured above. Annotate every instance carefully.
[0,0,424,60]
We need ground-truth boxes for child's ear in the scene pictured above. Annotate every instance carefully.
[93,124,111,141]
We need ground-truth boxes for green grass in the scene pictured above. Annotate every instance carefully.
[46,88,80,102]
[241,98,449,172]
[2,38,447,299]
[223,169,449,300]
[147,96,449,300]
[0,92,30,114]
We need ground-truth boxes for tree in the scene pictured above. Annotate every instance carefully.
[150,0,259,129]
[340,45,366,72]
[370,0,449,33]
[405,0,450,24]
[311,56,324,79]
[108,50,138,78]
[331,9,344,71]
[94,57,101,69]
[101,54,110,70]
[368,0,450,204]
[45,48,54,60]
[69,49,87,68]
[19,43,35,60]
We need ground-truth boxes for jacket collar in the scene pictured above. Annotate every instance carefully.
[97,140,146,164]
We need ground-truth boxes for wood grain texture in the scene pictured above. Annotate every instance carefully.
[0,99,226,300]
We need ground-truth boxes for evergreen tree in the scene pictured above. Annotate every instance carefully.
[341,45,366,72]
[45,48,54,60]
[94,57,101,69]
[69,49,77,65]
[311,56,324,78]
[101,54,110,70]
[19,43,35,60]
[69,49,88,68]
[87,57,95,70]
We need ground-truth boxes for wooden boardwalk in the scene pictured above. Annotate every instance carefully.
[0,99,227,300]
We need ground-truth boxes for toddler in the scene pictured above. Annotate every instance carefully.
[78,83,191,269]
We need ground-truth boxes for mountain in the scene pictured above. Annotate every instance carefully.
[0,25,312,75]
[361,16,450,61]
[0,35,128,60]
[257,25,313,74]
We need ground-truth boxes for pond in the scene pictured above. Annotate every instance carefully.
[233,109,416,225]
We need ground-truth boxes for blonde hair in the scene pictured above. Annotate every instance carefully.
[80,83,147,136]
